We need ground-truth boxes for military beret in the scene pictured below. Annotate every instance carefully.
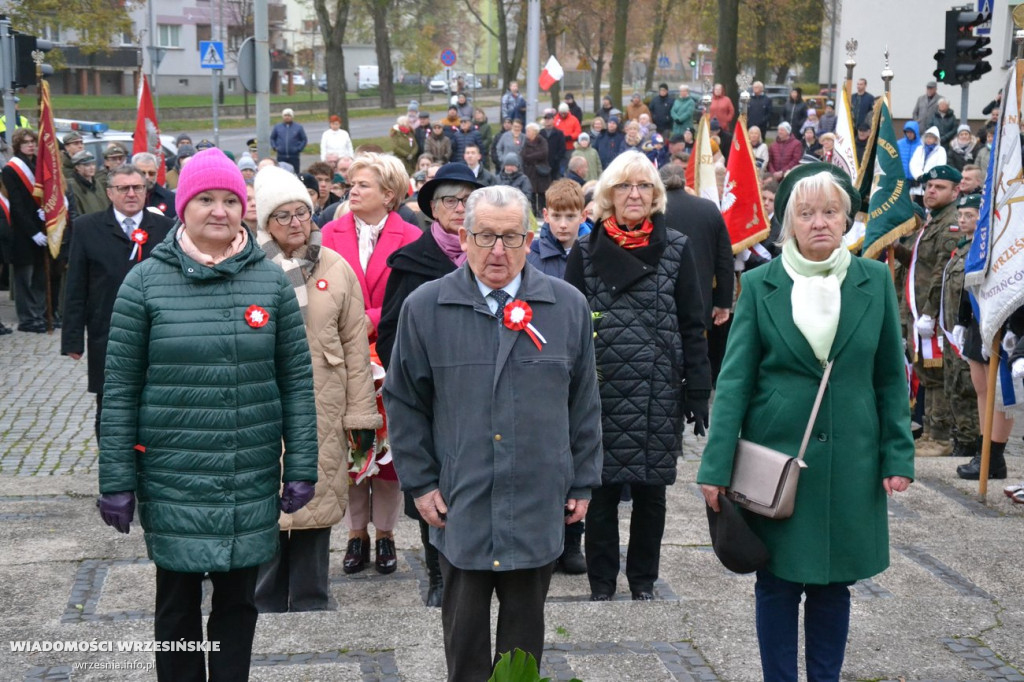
[775,162,862,222]
[958,193,982,210]
[918,164,962,185]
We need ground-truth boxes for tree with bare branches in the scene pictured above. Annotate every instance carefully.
[314,0,352,121]
[461,0,525,88]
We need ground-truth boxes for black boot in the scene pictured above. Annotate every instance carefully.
[558,522,587,574]
[420,520,443,607]
[951,435,980,458]
[957,441,1008,480]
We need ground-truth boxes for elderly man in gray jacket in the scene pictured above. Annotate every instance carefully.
[384,184,603,682]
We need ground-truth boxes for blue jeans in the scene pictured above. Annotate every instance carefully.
[754,570,853,682]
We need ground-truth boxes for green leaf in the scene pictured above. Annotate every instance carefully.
[489,648,546,682]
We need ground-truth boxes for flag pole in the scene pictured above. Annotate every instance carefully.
[881,48,897,283]
[978,332,1003,499]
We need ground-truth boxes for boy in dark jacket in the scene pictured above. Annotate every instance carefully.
[527,179,584,279]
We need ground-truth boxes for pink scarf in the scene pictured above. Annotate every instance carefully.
[177,225,248,266]
[431,220,467,266]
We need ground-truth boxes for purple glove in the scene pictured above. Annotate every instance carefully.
[280,481,316,513]
[97,492,135,534]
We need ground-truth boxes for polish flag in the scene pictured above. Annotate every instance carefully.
[539,56,564,91]
[133,75,165,186]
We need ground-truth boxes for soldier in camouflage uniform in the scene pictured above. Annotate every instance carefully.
[940,193,981,459]
[903,165,961,456]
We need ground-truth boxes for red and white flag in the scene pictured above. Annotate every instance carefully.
[721,119,770,253]
[539,56,563,92]
[133,75,165,186]
[34,79,68,260]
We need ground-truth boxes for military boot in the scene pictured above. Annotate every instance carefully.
[950,435,980,458]
[558,522,587,574]
[957,441,1008,480]
[916,435,952,457]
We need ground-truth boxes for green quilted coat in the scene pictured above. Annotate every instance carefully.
[99,228,318,573]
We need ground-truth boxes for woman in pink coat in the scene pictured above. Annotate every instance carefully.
[321,152,421,575]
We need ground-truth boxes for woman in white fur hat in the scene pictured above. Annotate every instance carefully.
[253,165,382,611]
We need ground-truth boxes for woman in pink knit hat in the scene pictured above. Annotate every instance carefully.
[97,148,319,680]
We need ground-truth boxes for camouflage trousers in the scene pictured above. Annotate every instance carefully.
[944,353,980,442]
[917,363,952,441]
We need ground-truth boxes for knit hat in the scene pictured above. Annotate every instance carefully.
[502,153,521,169]
[957,124,972,134]
[777,121,792,133]
[300,173,320,194]
[175,148,248,219]
[578,132,590,143]
[254,165,314,233]
[237,156,258,172]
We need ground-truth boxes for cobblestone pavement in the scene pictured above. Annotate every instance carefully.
[3,295,1024,681]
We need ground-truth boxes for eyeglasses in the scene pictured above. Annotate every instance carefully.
[271,206,312,225]
[109,184,145,195]
[437,195,471,210]
[467,231,527,249]
[613,182,655,195]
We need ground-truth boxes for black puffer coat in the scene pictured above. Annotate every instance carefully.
[564,216,710,485]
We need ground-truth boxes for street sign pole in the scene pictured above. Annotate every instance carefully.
[213,69,220,147]
[199,40,226,147]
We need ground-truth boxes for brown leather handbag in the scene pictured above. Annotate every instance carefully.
[726,361,834,519]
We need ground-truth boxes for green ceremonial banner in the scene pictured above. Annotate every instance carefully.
[860,97,919,260]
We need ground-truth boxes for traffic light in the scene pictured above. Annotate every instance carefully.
[933,49,947,83]
[689,52,697,68]
[942,9,992,85]
[12,33,54,88]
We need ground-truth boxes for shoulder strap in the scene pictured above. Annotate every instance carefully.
[797,360,834,461]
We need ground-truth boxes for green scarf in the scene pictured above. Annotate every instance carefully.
[781,239,851,364]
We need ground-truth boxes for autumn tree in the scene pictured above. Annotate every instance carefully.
[0,0,134,64]
[565,0,616,115]
[606,0,630,109]
[642,0,682,92]
[462,0,525,88]
[716,0,739,105]
[540,0,570,106]
[364,0,396,108]
[314,0,352,121]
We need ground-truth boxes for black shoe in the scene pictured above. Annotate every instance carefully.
[426,583,443,607]
[343,537,370,574]
[631,591,655,601]
[558,543,587,575]
[18,324,46,333]
[0,323,12,336]
[589,593,613,602]
[375,537,397,574]
[957,443,1008,480]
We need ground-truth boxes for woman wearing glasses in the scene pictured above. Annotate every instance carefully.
[564,150,711,602]
[376,162,486,606]
[98,149,318,679]
[321,152,421,575]
[253,166,382,611]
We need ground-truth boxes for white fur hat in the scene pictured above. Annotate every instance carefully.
[254,165,314,234]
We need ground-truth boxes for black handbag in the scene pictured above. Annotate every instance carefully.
[535,164,551,177]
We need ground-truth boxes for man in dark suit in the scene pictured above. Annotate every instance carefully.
[850,78,876,130]
[61,165,175,437]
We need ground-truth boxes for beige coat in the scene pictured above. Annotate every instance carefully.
[279,246,382,531]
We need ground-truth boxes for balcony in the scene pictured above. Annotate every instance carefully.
[58,45,142,70]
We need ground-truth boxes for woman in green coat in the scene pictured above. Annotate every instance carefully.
[697,164,914,682]
[97,149,319,681]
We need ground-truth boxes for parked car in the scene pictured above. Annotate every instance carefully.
[55,119,177,163]
[281,71,306,86]
[317,75,328,92]
[428,74,450,94]
[400,74,426,86]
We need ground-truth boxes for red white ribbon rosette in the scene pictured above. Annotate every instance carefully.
[316,279,328,291]
[129,228,148,262]
[503,299,546,351]
[245,304,270,328]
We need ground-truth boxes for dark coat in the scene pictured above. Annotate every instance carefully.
[377,227,457,369]
[541,127,566,174]
[747,93,773,133]
[383,264,603,571]
[564,217,711,485]
[526,225,570,278]
[697,257,915,584]
[648,94,675,132]
[67,172,110,221]
[497,169,533,197]
[61,208,174,393]
[2,156,45,267]
[145,184,177,220]
[270,121,308,158]
[450,129,483,165]
[850,90,876,129]
[595,130,626,169]
[783,99,808,133]
[522,136,552,196]
[99,228,319,573]
[663,189,734,324]
[930,108,959,147]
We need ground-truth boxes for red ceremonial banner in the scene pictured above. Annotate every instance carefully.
[721,119,770,253]
[134,75,166,186]
[33,79,68,260]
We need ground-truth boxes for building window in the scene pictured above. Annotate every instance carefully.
[196,24,211,47]
[119,31,133,46]
[157,24,181,48]
[40,25,60,43]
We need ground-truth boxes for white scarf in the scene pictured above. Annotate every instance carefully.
[780,239,850,364]
[354,213,387,272]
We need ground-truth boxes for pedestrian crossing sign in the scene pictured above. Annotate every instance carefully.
[199,41,225,69]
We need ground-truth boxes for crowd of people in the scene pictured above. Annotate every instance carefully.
[0,73,1020,681]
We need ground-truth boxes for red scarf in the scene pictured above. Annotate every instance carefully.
[602,216,654,249]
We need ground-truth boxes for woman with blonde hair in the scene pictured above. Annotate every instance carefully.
[321,152,421,575]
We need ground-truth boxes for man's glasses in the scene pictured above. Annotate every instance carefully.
[109,184,145,195]
[271,206,312,225]
[467,231,527,249]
